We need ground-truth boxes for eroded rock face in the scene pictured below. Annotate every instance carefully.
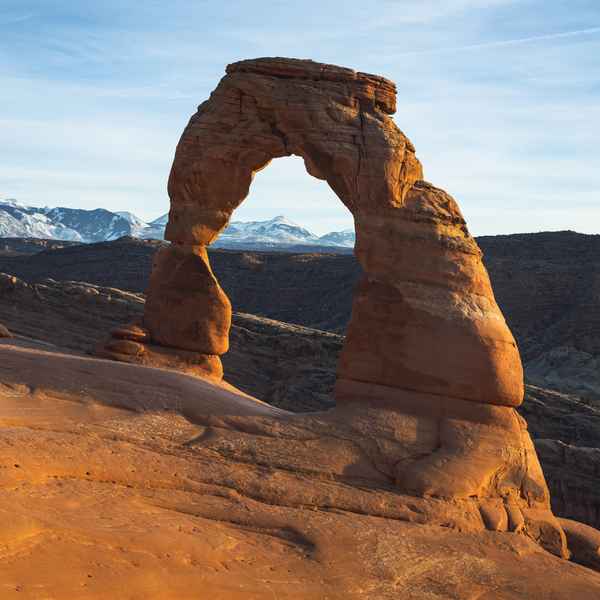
[536,439,600,530]
[340,180,523,407]
[103,57,521,408]
[144,244,231,355]
[98,58,568,556]
[559,518,600,572]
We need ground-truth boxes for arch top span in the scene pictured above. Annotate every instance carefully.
[226,57,399,115]
[165,57,423,247]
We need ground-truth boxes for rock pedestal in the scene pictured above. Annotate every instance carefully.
[100,244,230,379]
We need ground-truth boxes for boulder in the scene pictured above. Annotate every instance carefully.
[559,518,600,571]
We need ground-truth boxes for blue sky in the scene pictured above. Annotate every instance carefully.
[1,1,599,235]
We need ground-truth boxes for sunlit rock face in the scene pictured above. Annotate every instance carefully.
[97,58,574,558]
[116,57,522,408]
[0,322,11,338]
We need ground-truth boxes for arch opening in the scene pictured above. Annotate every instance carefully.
[202,153,357,408]
[206,155,359,409]
[223,155,354,242]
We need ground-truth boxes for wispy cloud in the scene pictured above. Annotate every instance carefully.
[0,12,34,26]
[392,26,600,57]
[360,0,516,28]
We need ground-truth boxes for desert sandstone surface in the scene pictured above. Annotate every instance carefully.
[1,339,600,598]
[2,57,600,598]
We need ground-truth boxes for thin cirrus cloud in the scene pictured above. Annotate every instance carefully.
[0,12,34,26]
[0,0,599,236]
[391,25,600,56]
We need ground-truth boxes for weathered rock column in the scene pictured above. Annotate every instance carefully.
[143,243,231,376]
[336,180,524,408]
[99,242,230,379]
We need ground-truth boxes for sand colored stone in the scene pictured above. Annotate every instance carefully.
[89,57,593,579]
[102,57,522,409]
[559,518,600,572]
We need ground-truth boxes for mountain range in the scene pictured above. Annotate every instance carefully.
[0,199,355,250]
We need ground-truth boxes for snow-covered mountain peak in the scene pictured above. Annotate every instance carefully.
[217,214,320,246]
[149,213,169,226]
[0,200,84,241]
[116,211,146,226]
[0,198,26,208]
[317,228,355,248]
[0,201,355,250]
[269,214,294,224]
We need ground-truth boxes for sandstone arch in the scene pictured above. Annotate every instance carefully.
[106,57,522,408]
[99,58,571,556]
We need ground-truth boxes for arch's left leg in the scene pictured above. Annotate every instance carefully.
[98,243,231,380]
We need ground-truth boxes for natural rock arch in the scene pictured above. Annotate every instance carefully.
[106,57,522,408]
[100,58,570,556]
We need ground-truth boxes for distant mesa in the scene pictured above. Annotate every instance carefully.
[0,199,355,250]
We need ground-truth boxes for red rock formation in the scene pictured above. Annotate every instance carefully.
[559,518,600,571]
[339,180,523,407]
[98,57,569,556]
[103,57,521,407]
[3,343,600,597]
